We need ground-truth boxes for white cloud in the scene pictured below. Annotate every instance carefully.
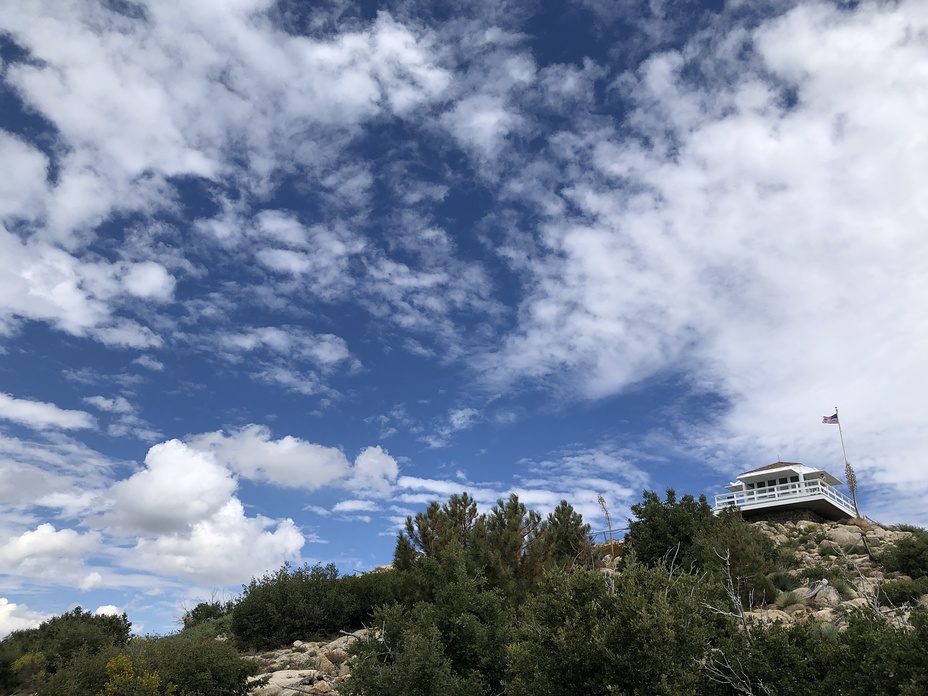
[0,392,96,431]
[421,406,482,448]
[79,571,104,591]
[0,432,120,513]
[347,446,400,497]
[442,94,523,161]
[332,499,379,513]
[1,523,101,565]
[0,4,449,242]
[131,355,164,371]
[106,439,238,535]
[0,231,164,347]
[126,499,304,586]
[188,425,399,494]
[0,598,50,639]
[83,395,134,414]
[480,0,928,512]
[0,132,49,220]
[94,604,121,616]
[216,327,352,368]
[0,524,102,581]
[122,262,176,301]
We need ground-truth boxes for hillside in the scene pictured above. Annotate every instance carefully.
[244,516,928,695]
[3,492,927,695]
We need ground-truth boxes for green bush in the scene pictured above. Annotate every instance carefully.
[881,527,928,579]
[0,606,131,694]
[768,570,800,592]
[691,508,778,607]
[129,633,258,696]
[232,562,355,650]
[796,563,849,586]
[507,561,730,696]
[182,599,235,630]
[878,577,928,607]
[340,568,402,628]
[34,644,118,696]
[345,549,511,696]
[624,489,717,569]
[775,591,804,609]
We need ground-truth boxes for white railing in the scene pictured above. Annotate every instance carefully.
[714,479,855,516]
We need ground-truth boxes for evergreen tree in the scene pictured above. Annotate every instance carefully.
[544,499,593,571]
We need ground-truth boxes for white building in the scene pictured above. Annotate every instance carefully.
[714,462,856,521]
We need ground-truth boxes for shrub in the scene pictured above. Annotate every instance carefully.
[34,644,118,696]
[99,653,162,696]
[768,570,800,592]
[129,633,258,696]
[182,599,235,630]
[624,489,716,569]
[0,606,131,694]
[340,568,402,628]
[878,577,928,607]
[690,508,778,607]
[796,564,848,586]
[775,591,804,609]
[345,550,511,696]
[880,528,928,579]
[507,562,730,696]
[232,562,355,650]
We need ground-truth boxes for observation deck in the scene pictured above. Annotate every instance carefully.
[714,462,856,521]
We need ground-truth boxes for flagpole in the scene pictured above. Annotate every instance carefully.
[834,406,861,519]
[835,406,850,468]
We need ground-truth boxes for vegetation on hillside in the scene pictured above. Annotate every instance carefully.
[2,492,927,695]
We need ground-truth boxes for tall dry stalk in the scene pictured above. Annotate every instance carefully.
[845,459,861,519]
[597,494,615,558]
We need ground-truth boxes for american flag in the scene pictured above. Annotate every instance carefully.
[822,413,839,424]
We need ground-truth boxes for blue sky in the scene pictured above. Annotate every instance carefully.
[1,0,927,637]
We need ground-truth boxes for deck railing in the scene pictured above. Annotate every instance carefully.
[714,479,855,516]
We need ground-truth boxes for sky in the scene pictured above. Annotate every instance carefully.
[0,0,926,637]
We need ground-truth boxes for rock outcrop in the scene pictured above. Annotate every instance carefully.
[742,519,918,628]
[246,630,365,696]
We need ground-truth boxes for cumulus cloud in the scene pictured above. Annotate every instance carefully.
[1,523,101,566]
[0,392,96,430]
[0,598,50,639]
[0,524,103,586]
[0,132,48,221]
[126,499,304,586]
[94,604,122,616]
[347,446,400,497]
[122,262,176,301]
[187,425,399,495]
[105,439,237,535]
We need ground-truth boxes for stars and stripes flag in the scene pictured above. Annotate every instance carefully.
[822,413,839,424]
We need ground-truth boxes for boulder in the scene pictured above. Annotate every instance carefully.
[826,525,863,548]
[250,670,316,696]
[806,580,842,608]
